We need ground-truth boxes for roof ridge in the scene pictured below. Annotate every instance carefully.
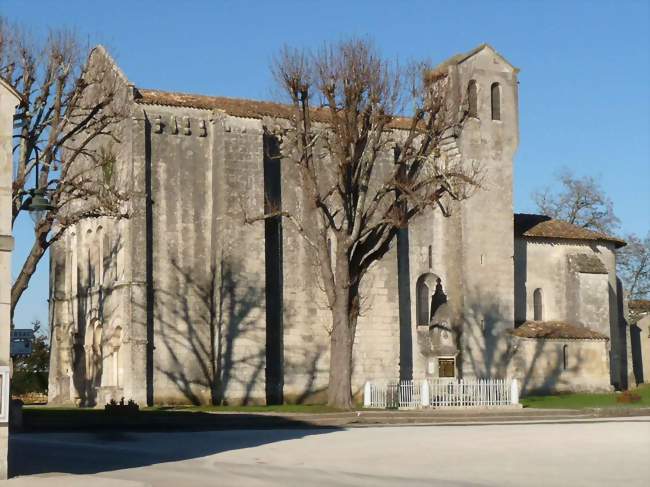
[136,87,288,106]
[133,86,413,129]
[513,213,626,248]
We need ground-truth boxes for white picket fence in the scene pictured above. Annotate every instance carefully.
[364,378,519,409]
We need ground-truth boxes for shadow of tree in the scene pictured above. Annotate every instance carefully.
[54,231,125,407]
[151,255,331,405]
[459,289,593,395]
[150,256,266,405]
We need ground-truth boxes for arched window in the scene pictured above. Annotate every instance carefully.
[104,325,123,387]
[70,232,78,298]
[563,345,569,370]
[416,278,430,326]
[467,80,478,118]
[103,232,111,284]
[533,288,543,321]
[96,227,103,286]
[491,82,501,121]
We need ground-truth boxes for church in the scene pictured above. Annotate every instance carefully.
[47,44,628,407]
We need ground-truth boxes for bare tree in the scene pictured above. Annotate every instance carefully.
[533,169,620,234]
[532,169,650,300]
[618,232,650,300]
[246,39,481,408]
[0,19,129,318]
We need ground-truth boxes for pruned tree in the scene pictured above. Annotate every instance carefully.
[533,169,620,234]
[246,39,482,408]
[618,232,650,300]
[0,18,129,318]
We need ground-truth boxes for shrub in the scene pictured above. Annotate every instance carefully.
[616,390,642,404]
[105,398,140,415]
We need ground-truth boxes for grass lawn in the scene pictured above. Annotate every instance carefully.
[521,384,650,409]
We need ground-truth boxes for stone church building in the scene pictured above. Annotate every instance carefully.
[47,44,628,406]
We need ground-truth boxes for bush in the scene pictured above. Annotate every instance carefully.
[104,398,140,415]
[616,390,642,404]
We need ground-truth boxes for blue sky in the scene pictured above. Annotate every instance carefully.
[2,0,649,329]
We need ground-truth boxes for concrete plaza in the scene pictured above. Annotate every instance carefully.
[4,417,649,486]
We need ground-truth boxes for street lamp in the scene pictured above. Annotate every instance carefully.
[22,187,55,225]
[13,111,56,223]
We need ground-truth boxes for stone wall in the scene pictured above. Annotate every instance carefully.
[509,336,612,394]
[48,216,132,406]
[630,315,650,386]
[48,47,138,407]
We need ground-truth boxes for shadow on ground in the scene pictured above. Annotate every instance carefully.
[10,411,339,477]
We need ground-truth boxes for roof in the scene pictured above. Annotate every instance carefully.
[510,321,609,340]
[629,299,650,314]
[568,253,608,274]
[132,45,516,128]
[134,88,412,129]
[514,213,626,248]
[0,76,20,102]
[429,43,519,78]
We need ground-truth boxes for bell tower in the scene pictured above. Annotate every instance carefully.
[451,45,520,378]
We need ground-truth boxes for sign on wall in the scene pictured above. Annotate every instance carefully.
[10,329,34,357]
[0,366,9,423]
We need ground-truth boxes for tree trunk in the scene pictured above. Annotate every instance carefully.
[326,252,360,409]
[327,303,356,409]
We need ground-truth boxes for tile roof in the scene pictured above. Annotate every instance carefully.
[133,88,412,129]
[514,213,626,248]
[629,299,650,314]
[510,321,609,340]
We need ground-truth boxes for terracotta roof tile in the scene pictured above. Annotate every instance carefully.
[629,299,650,314]
[510,321,609,340]
[133,88,412,129]
[514,213,626,248]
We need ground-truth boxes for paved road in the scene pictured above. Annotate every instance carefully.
[5,417,650,486]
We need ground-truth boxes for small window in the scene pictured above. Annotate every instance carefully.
[428,245,433,269]
[563,345,569,370]
[533,288,543,321]
[438,358,455,378]
[417,280,430,326]
[467,80,478,118]
[491,82,501,121]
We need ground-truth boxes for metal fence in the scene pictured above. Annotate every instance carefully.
[364,378,519,409]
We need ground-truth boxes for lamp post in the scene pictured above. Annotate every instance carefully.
[13,112,56,223]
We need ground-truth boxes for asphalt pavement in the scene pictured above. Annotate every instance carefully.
[4,416,649,486]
